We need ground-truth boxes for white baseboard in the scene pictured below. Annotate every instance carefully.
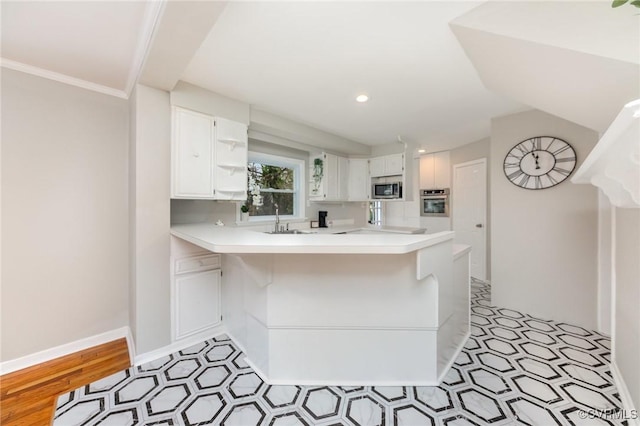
[611,361,640,426]
[245,356,441,386]
[436,331,471,384]
[134,325,226,366]
[0,326,133,375]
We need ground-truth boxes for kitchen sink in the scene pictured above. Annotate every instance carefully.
[265,229,309,234]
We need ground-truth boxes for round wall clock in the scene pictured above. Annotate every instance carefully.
[503,136,577,190]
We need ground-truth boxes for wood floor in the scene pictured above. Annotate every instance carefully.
[0,338,130,426]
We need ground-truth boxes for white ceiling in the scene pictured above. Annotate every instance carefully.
[181,1,524,148]
[451,1,640,65]
[2,1,638,150]
[1,1,159,97]
[451,1,640,133]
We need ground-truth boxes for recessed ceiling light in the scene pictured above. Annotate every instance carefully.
[355,94,369,103]
[418,149,426,154]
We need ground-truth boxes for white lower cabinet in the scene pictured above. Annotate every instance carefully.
[172,253,221,340]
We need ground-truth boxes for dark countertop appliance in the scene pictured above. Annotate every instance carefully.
[319,211,328,228]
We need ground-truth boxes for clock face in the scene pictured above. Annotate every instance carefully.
[503,136,577,190]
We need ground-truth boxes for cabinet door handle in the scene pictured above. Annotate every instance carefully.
[475,224,483,228]
[193,153,200,158]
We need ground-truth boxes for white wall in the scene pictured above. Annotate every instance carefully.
[129,85,172,355]
[597,192,612,335]
[1,69,129,361]
[491,109,599,329]
[171,81,251,125]
[613,207,640,413]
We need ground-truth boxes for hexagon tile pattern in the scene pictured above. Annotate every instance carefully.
[54,279,626,425]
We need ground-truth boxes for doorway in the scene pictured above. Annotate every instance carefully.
[452,158,487,280]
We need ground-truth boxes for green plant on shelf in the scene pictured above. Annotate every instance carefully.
[312,158,323,194]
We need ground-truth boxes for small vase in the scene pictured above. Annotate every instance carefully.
[241,212,249,222]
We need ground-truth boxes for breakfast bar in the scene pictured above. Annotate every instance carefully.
[170,224,471,386]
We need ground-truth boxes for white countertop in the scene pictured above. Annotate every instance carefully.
[170,223,454,254]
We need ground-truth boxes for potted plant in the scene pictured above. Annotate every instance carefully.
[312,157,324,194]
[240,203,250,222]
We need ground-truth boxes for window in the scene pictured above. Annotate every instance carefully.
[246,152,305,219]
[369,201,383,225]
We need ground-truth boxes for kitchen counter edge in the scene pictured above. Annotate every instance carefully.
[170,223,455,255]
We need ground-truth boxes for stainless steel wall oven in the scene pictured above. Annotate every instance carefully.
[420,189,449,217]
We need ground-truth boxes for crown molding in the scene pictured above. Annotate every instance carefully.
[1,58,128,99]
[124,0,166,97]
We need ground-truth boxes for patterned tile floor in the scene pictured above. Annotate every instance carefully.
[54,279,626,425]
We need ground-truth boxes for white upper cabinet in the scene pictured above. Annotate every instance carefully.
[309,152,349,201]
[172,108,215,198]
[385,153,405,176]
[420,151,450,189]
[370,153,404,177]
[369,157,386,178]
[172,107,248,200]
[338,156,349,201]
[347,158,369,201]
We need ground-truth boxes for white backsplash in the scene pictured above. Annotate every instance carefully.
[384,199,451,233]
[171,199,366,230]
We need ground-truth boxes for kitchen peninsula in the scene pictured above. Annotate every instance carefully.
[171,224,471,385]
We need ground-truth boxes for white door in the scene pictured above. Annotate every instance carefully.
[452,159,487,280]
[348,159,369,201]
[338,156,349,201]
[369,157,386,177]
[175,269,221,340]
[385,154,404,176]
[172,108,214,198]
[324,153,339,200]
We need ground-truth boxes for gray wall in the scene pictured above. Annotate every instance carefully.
[1,69,129,361]
[449,137,491,280]
[491,109,599,329]
[614,207,640,411]
[129,85,172,355]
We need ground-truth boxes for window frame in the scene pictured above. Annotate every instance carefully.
[369,200,384,225]
[245,151,306,222]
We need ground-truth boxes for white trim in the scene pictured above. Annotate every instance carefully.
[124,0,166,97]
[247,151,306,220]
[134,325,226,366]
[124,327,136,366]
[0,58,128,99]
[0,326,133,375]
[611,361,640,426]
[452,157,488,281]
[244,357,441,387]
[611,206,617,359]
[436,331,471,384]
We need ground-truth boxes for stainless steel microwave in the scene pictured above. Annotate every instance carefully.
[372,182,403,199]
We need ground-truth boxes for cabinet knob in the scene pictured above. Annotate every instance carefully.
[193,153,200,158]
[475,224,483,228]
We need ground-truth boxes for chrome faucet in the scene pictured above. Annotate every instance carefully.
[274,203,280,233]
